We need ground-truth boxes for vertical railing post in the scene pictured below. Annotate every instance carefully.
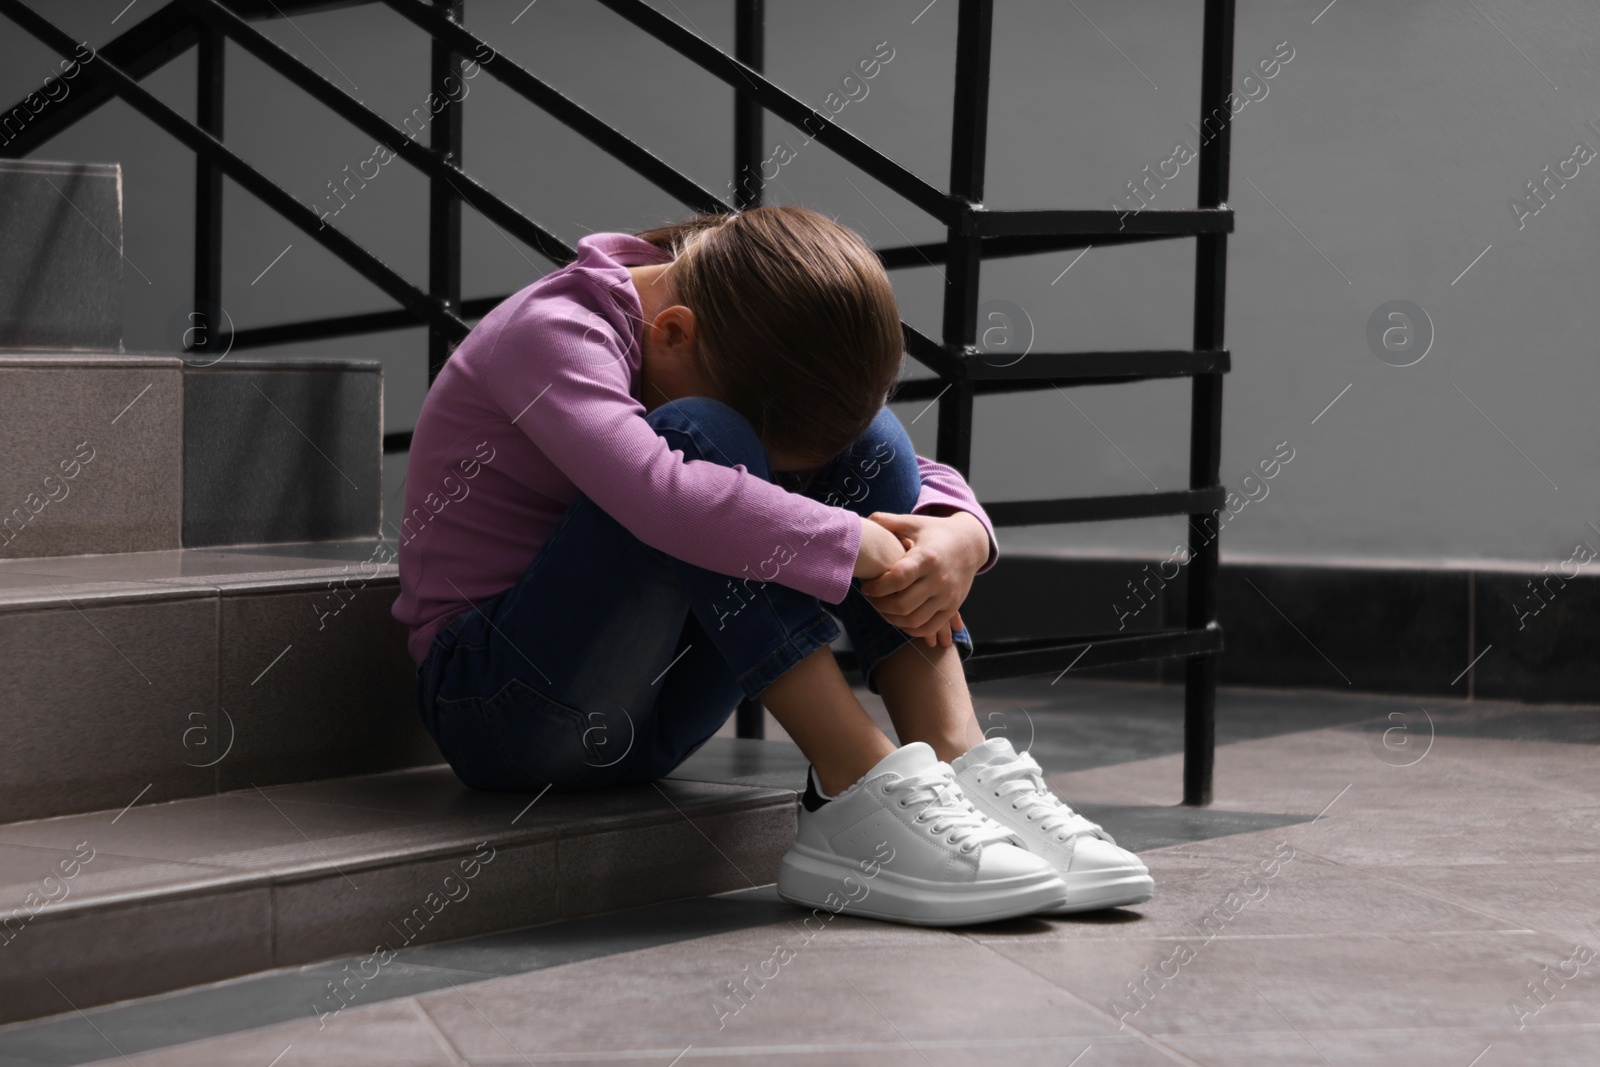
[732,0,764,211]
[427,0,465,382]
[733,0,767,738]
[193,22,224,360]
[1183,0,1235,807]
[937,0,992,478]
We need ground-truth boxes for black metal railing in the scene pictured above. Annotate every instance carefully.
[1,0,1234,804]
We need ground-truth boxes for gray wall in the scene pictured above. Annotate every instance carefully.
[5,0,1597,566]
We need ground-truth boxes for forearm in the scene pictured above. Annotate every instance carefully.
[854,513,909,578]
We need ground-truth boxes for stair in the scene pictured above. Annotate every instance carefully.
[0,353,383,556]
[0,158,797,1024]
[0,745,797,1026]
[0,540,431,822]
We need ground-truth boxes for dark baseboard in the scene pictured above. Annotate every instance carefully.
[958,553,1599,705]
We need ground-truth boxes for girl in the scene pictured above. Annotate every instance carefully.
[394,206,1152,926]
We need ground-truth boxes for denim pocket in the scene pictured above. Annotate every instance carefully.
[430,692,527,792]
[481,677,611,788]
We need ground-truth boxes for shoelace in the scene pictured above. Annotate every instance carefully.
[885,767,1014,854]
[978,753,1114,845]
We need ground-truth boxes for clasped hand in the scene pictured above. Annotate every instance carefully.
[858,508,989,649]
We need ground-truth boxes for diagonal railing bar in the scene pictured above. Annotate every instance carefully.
[900,322,966,380]
[0,1,198,159]
[886,376,953,404]
[0,0,367,159]
[382,0,731,216]
[0,0,469,343]
[592,0,953,224]
[176,0,573,266]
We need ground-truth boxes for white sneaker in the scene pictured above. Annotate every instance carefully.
[951,737,1154,913]
[777,742,1070,926]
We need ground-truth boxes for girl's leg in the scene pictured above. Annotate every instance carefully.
[755,645,893,794]
[870,640,986,762]
[416,396,891,792]
[774,406,1151,918]
[791,406,988,765]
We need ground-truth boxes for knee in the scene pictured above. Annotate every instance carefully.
[850,407,921,514]
[645,397,771,478]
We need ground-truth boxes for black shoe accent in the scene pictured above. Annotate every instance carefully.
[801,767,831,812]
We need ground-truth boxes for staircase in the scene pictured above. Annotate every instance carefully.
[0,159,797,1026]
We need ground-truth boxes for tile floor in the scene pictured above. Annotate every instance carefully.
[3,677,1597,1066]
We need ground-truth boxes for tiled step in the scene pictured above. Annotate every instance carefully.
[0,751,797,1025]
[0,353,381,558]
[0,160,123,351]
[0,540,430,823]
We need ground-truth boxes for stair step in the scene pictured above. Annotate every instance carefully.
[0,160,123,352]
[0,353,381,558]
[0,747,798,1025]
[0,540,429,823]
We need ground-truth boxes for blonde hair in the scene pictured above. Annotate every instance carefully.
[634,206,903,469]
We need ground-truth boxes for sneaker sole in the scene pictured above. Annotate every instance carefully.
[776,846,1069,927]
[1044,868,1155,914]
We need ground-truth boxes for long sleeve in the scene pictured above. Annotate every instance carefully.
[391,230,1010,665]
[474,264,863,606]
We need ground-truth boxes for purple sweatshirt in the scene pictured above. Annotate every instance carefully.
[391,232,999,666]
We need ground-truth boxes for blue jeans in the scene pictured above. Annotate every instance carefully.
[414,396,974,792]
